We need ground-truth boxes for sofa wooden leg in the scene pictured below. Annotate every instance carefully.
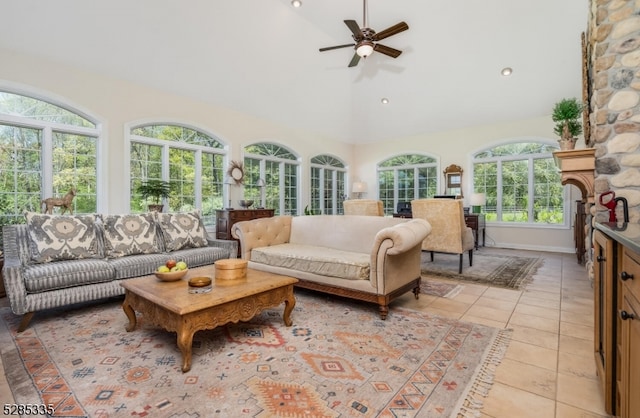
[413,286,420,299]
[378,305,389,320]
[18,312,35,332]
[469,249,473,266]
[458,254,463,274]
[430,251,434,262]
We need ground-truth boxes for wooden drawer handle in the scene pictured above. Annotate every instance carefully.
[621,271,634,281]
[620,310,636,321]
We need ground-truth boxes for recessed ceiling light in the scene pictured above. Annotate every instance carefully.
[501,67,513,76]
[291,0,302,7]
[381,98,389,104]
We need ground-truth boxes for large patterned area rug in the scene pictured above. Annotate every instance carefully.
[421,251,542,289]
[0,291,511,418]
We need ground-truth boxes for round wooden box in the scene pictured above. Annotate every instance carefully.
[214,259,248,280]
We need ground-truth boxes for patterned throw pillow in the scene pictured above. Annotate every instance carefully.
[101,213,160,258]
[25,212,101,263]
[155,211,208,251]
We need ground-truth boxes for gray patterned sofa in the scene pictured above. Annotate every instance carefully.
[2,211,237,331]
[231,215,431,319]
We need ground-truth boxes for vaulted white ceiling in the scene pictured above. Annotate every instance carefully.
[0,0,589,143]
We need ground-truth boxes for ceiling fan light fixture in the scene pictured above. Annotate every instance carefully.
[291,0,302,7]
[501,67,513,76]
[381,98,389,104]
[356,42,374,57]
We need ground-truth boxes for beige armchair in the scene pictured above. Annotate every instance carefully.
[410,198,474,273]
[343,199,384,216]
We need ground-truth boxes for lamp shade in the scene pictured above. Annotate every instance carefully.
[469,193,487,206]
[352,181,368,193]
[469,193,486,206]
[256,178,266,187]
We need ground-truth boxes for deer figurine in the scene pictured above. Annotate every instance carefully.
[42,188,76,215]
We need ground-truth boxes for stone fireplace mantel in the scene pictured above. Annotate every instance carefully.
[553,148,596,203]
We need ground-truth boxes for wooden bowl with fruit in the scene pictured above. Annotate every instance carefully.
[155,259,189,282]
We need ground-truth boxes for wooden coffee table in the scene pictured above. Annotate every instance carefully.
[120,266,298,372]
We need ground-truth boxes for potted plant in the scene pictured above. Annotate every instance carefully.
[136,179,171,211]
[552,98,583,150]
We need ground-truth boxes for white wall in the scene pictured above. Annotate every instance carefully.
[0,47,577,252]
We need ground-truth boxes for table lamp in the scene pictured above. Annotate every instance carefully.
[352,181,368,199]
[469,193,486,214]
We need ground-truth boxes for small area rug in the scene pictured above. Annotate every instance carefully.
[421,251,542,290]
[1,291,511,417]
[421,278,464,299]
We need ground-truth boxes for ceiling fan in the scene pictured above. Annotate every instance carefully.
[319,0,409,67]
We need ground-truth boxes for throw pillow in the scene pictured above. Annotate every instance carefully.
[101,213,160,258]
[25,211,101,263]
[155,210,208,251]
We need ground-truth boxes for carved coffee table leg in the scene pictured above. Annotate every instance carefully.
[282,286,296,327]
[177,324,196,373]
[122,294,137,332]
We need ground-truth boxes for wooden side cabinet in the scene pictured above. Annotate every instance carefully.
[594,223,640,417]
[593,230,617,415]
[216,209,274,256]
[619,247,640,418]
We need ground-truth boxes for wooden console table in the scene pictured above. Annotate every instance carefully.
[216,209,275,256]
[393,212,485,249]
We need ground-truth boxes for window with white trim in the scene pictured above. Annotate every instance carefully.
[0,90,100,226]
[472,142,564,225]
[243,143,300,215]
[377,154,438,215]
[310,154,346,215]
[129,124,226,226]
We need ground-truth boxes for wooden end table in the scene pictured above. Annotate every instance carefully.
[120,265,298,372]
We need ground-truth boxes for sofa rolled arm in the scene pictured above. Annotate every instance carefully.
[373,219,432,255]
[2,225,29,315]
[206,237,238,259]
[370,219,431,293]
[231,216,292,260]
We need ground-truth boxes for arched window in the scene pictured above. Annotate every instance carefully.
[244,143,300,215]
[129,124,226,226]
[377,154,438,215]
[0,90,100,224]
[472,141,564,225]
[310,154,346,215]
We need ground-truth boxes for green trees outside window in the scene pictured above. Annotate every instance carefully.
[129,124,225,226]
[377,154,438,215]
[473,142,564,224]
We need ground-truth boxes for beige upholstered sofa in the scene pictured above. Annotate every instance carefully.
[231,215,431,319]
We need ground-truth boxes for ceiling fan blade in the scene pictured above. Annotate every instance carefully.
[348,53,361,67]
[374,21,409,41]
[374,44,402,58]
[344,20,364,39]
[319,43,355,52]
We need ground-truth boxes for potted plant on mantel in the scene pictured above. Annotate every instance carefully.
[552,97,583,150]
[136,179,171,212]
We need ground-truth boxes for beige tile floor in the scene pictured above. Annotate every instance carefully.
[0,248,611,417]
